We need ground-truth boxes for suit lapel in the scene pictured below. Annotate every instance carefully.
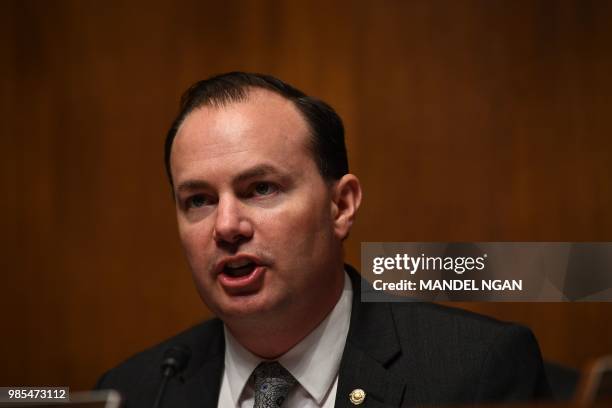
[335,266,407,407]
[174,319,226,408]
[181,353,224,408]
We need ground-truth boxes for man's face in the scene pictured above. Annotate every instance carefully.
[170,89,344,323]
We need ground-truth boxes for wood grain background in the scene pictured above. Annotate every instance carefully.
[2,0,611,391]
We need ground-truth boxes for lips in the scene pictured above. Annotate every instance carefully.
[215,255,267,293]
[223,258,257,277]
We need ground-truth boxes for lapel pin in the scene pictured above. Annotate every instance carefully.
[349,388,366,405]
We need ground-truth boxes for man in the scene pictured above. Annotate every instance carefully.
[97,72,550,407]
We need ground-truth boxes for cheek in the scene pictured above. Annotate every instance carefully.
[178,221,214,270]
[259,196,333,258]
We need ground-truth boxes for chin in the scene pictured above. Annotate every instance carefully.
[214,293,283,321]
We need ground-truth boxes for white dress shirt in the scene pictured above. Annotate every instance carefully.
[217,272,353,408]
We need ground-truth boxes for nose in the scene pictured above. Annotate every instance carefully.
[213,195,253,246]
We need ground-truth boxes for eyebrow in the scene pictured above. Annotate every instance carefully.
[175,164,289,194]
[233,164,286,184]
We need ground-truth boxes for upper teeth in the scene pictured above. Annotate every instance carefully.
[227,259,251,269]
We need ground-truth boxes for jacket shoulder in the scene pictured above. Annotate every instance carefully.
[391,301,523,337]
[388,302,550,403]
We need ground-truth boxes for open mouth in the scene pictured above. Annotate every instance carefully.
[222,259,258,278]
[217,256,266,293]
[216,255,267,292]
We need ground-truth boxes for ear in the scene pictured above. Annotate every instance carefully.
[331,174,362,240]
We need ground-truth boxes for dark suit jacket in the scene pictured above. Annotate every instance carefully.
[97,266,551,407]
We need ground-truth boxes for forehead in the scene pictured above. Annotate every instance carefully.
[171,89,314,183]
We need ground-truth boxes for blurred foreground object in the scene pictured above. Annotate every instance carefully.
[575,355,612,406]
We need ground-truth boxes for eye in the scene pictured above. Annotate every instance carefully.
[186,194,209,208]
[253,182,278,196]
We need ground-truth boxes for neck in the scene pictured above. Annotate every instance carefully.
[225,269,345,359]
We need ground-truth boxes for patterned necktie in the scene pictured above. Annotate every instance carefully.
[252,361,297,408]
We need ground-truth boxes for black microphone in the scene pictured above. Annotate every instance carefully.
[152,345,191,408]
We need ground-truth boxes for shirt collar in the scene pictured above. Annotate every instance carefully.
[223,271,353,406]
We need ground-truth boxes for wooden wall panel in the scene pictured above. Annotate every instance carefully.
[2,0,611,391]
